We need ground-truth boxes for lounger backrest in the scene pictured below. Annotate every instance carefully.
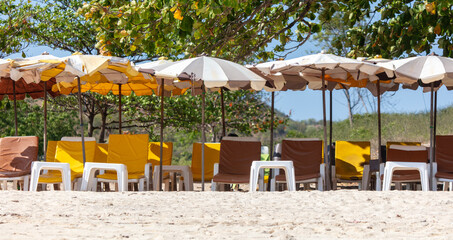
[94,143,109,163]
[61,137,96,142]
[191,143,221,181]
[46,141,59,162]
[54,140,96,173]
[281,139,322,176]
[335,141,370,179]
[148,142,173,167]
[0,136,38,174]
[107,134,148,174]
[435,135,453,172]
[387,145,428,163]
[219,138,261,175]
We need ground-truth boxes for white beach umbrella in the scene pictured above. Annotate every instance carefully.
[143,56,268,191]
[255,52,389,190]
[377,55,453,189]
[151,56,267,91]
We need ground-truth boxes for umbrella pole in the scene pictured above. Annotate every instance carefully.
[434,90,437,160]
[43,81,48,155]
[377,80,382,191]
[268,91,275,191]
[220,88,226,138]
[201,85,206,191]
[119,84,122,134]
[76,77,87,164]
[329,90,333,167]
[321,69,331,190]
[159,79,164,191]
[12,80,18,136]
[377,81,382,164]
[429,83,434,190]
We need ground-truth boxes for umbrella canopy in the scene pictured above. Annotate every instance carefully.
[10,54,143,165]
[9,54,65,84]
[0,59,10,78]
[151,56,267,91]
[0,77,59,100]
[379,55,453,86]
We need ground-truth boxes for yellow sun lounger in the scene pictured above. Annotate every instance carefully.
[191,142,221,182]
[332,141,371,190]
[37,140,96,189]
[84,134,149,191]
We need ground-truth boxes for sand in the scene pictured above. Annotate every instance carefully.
[0,189,452,239]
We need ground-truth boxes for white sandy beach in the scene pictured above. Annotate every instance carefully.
[0,189,452,239]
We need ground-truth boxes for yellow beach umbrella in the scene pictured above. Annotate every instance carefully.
[12,54,150,164]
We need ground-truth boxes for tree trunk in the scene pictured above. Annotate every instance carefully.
[87,114,95,137]
[343,89,354,127]
[98,109,107,143]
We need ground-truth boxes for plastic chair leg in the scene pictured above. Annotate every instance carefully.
[138,178,145,191]
[258,168,265,192]
[23,176,29,191]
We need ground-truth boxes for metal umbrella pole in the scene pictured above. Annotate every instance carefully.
[201,84,206,191]
[329,90,333,169]
[321,68,331,190]
[159,79,164,191]
[76,76,87,164]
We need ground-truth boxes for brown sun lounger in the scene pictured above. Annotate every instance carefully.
[379,142,424,186]
[275,138,324,190]
[433,135,453,190]
[211,137,261,191]
[0,136,39,190]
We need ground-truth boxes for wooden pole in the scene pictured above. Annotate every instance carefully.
[12,80,18,136]
[76,77,87,164]
[118,84,122,134]
[43,81,48,155]
[429,83,434,190]
[377,80,382,165]
[434,90,437,162]
[270,92,275,160]
[220,88,226,137]
[159,79,164,191]
[201,85,206,191]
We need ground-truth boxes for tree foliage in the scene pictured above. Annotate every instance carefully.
[79,0,337,62]
[336,0,453,58]
[0,0,33,57]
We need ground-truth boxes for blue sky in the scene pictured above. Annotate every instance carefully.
[8,41,453,122]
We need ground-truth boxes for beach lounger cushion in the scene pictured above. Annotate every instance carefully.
[435,135,453,174]
[39,140,96,183]
[275,139,322,182]
[0,136,38,177]
[212,138,261,184]
[335,141,370,180]
[97,134,148,180]
[191,143,221,181]
[381,145,428,181]
[95,143,109,163]
[148,141,173,169]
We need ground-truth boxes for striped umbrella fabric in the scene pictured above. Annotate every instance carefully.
[149,56,267,91]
